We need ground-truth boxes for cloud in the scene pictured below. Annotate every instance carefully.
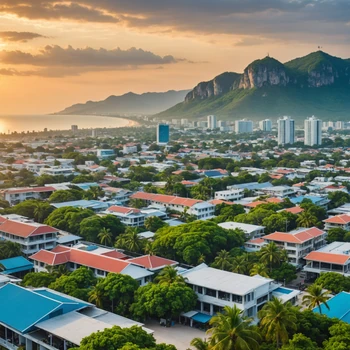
[0,31,47,42]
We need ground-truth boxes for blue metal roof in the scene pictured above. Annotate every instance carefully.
[52,200,109,210]
[192,312,212,323]
[291,195,325,205]
[0,284,89,333]
[314,291,350,323]
[0,256,33,275]
[204,170,224,178]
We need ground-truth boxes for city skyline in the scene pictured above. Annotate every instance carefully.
[1,1,350,114]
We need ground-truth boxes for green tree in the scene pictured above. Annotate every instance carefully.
[211,250,232,271]
[323,322,350,350]
[302,284,331,314]
[207,305,261,350]
[258,298,297,348]
[48,189,84,203]
[231,255,249,275]
[89,273,139,315]
[326,228,348,243]
[250,263,269,278]
[259,242,283,272]
[296,211,318,228]
[315,272,350,294]
[154,266,187,285]
[115,227,145,253]
[270,263,297,284]
[129,198,146,209]
[22,272,56,288]
[9,199,53,222]
[131,282,197,321]
[280,333,318,350]
[33,201,53,223]
[0,240,22,259]
[190,338,211,350]
[98,227,113,246]
[46,264,69,278]
[144,216,167,232]
[84,186,105,200]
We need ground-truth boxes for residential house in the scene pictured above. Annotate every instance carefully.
[218,222,265,239]
[214,188,244,202]
[324,214,350,231]
[0,186,56,205]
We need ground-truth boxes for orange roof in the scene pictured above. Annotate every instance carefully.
[284,207,304,214]
[305,251,350,265]
[107,205,140,214]
[293,182,305,187]
[208,199,234,206]
[2,186,56,194]
[0,220,58,238]
[101,250,128,259]
[266,197,283,203]
[130,192,202,207]
[30,250,70,265]
[128,255,177,269]
[270,174,284,180]
[324,214,350,224]
[263,227,324,244]
[248,238,265,244]
[245,201,266,208]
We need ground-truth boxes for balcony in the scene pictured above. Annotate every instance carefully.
[0,337,18,350]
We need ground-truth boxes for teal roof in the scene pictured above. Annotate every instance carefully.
[314,291,350,323]
[0,284,89,333]
[192,312,212,323]
[0,256,33,274]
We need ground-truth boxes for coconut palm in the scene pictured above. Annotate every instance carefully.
[296,211,318,228]
[207,305,261,350]
[3,241,22,259]
[212,250,232,271]
[258,297,297,348]
[302,284,331,314]
[46,264,69,277]
[250,263,269,278]
[155,265,188,285]
[231,255,249,275]
[84,186,105,200]
[98,227,113,246]
[115,227,144,253]
[259,242,282,272]
[88,286,104,308]
[33,201,50,223]
[190,337,211,350]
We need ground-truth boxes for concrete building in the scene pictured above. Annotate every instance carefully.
[304,116,322,146]
[156,124,170,145]
[104,205,146,227]
[219,222,265,239]
[260,185,295,198]
[0,283,153,350]
[96,149,115,159]
[181,264,299,321]
[207,115,217,130]
[122,143,138,154]
[323,214,350,231]
[259,119,272,132]
[235,119,253,134]
[71,125,78,132]
[214,188,244,202]
[277,116,295,145]
[0,186,56,205]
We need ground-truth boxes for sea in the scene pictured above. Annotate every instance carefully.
[0,115,132,133]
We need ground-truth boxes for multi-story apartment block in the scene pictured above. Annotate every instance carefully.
[277,116,295,145]
[0,186,56,205]
[214,188,244,202]
[323,214,350,231]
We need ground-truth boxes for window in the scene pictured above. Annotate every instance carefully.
[202,302,211,313]
[218,291,230,301]
[97,269,105,276]
[232,294,243,304]
[257,295,268,304]
[197,286,203,294]
[213,305,224,314]
[205,288,216,297]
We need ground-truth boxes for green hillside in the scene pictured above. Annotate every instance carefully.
[156,51,350,122]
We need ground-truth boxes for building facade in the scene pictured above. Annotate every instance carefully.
[259,119,272,132]
[304,116,322,146]
[235,119,253,134]
[207,115,217,130]
[156,124,170,145]
[277,116,295,145]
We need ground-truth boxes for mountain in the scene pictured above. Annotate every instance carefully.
[56,90,190,116]
[157,51,350,121]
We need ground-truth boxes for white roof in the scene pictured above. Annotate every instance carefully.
[121,264,154,279]
[219,222,264,234]
[183,264,272,295]
[318,241,350,255]
[36,311,114,345]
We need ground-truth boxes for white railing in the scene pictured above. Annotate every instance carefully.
[0,337,18,350]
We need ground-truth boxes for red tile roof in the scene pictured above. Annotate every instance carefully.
[284,207,304,214]
[324,214,350,224]
[0,219,58,238]
[128,255,177,269]
[130,192,202,207]
[305,251,350,265]
[107,205,140,214]
[101,250,128,259]
[208,199,234,206]
[1,186,56,194]
[247,238,265,244]
[263,227,325,244]
[266,197,283,204]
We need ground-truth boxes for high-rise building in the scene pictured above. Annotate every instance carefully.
[259,119,272,132]
[235,119,253,134]
[304,116,322,146]
[277,116,295,145]
[91,129,97,137]
[71,125,78,132]
[335,121,345,130]
[157,124,170,144]
[207,115,217,130]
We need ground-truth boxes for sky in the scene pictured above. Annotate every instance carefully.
[1,0,350,114]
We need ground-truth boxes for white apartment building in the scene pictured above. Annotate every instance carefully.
[130,192,215,220]
[259,119,272,132]
[323,214,350,231]
[0,216,58,256]
[235,119,253,134]
[122,143,138,154]
[103,205,145,227]
[214,188,244,202]
[0,186,56,205]
[39,166,75,177]
[260,185,295,198]
[207,115,217,130]
[219,222,265,239]
[182,264,299,319]
[304,116,322,146]
[96,149,115,159]
[277,116,295,145]
[262,227,327,266]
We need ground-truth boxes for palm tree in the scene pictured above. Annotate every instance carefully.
[302,284,331,314]
[212,250,232,271]
[98,228,113,246]
[46,264,69,277]
[207,305,261,350]
[296,211,318,228]
[117,227,144,253]
[85,186,104,200]
[3,241,22,258]
[33,201,49,223]
[259,242,282,272]
[250,263,269,278]
[258,297,297,348]
[231,255,249,275]
[190,337,211,350]
[155,265,188,285]
[88,286,104,308]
